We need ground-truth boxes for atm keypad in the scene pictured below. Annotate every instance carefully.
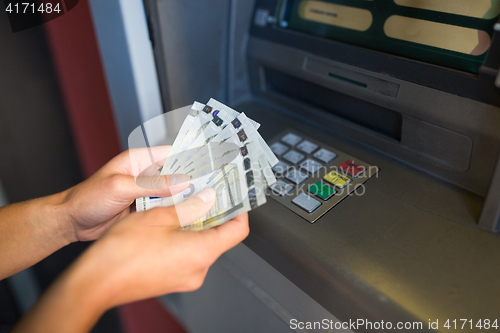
[300,159,322,175]
[272,160,290,176]
[285,169,309,185]
[296,140,318,154]
[267,130,379,223]
[281,133,302,146]
[292,193,321,213]
[282,150,305,165]
[308,181,336,201]
[338,160,365,178]
[313,148,337,164]
[270,180,294,197]
[323,171,351,189]
[270,142,289,156]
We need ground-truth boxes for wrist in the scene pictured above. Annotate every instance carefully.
[0,191,78,280]
[40,190,79,245]
[15,191,78,255]
[42,189,78,245]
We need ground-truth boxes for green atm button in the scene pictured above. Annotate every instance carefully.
[308,181,336,201]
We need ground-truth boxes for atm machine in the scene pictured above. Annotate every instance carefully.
[108,1,500,332]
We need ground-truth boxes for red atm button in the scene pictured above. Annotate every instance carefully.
[339,160,365,177]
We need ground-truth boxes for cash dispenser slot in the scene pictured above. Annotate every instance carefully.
[264,67,474,173]
[304,58,400,98]
[265,68,403,141]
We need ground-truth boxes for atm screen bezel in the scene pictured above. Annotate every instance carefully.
[250,0,500,107]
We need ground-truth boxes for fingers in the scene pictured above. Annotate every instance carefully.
[167,188,217,227]
[131,146,171,167]
[115,146,172,177]
[133,188,216,229]
[135,174,190,192]
[116,174,190,200]
[197,213,250,257]
[140,195,247,256]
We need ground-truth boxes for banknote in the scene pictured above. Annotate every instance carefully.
[186,139,267,228]
[162,100,244,174]
[165,102,205,159]
[170,109,246,174]
[179,111,277,185]
[137,141,266,228]
[178,100,261,166]
[136,99,275,230]
[183,142,267,230]
[206,98,260,129]
[161,102,225,174]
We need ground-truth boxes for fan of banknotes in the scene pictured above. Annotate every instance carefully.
[136,99,278,230]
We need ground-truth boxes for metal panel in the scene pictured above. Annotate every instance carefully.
[479,154,500,232]
[88,0,163,149]
[160,244,351,333]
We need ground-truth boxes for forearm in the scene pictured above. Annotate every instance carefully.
[8,193,249,333]
[0,191,75,280]
[10,259,109,333]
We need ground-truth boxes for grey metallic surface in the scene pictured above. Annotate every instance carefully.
[479,155,500,232]
[160,244,350,333]
[147,0,255,109]
[239,99,500,332]
[88,0,163,149]
[149,0,229,108]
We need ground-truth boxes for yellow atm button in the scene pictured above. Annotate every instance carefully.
[323,171,352,189]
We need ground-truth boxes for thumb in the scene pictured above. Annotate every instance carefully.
[136,174,190,192]
[118,174,191,200]
[139,188,216,229]
[168,188,217,227]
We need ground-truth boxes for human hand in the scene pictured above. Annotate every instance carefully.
[60,146,189,242]
[66,189,249,310]
[10,190,249,333]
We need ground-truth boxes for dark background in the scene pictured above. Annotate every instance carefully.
[0,5,122,333]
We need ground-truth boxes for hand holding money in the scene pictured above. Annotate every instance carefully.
[7,190,249,333]
[54,146,190,242]
[136,99,278,230]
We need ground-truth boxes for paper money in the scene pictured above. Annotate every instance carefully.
[136,99,278,229]
[179,111,277,185]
